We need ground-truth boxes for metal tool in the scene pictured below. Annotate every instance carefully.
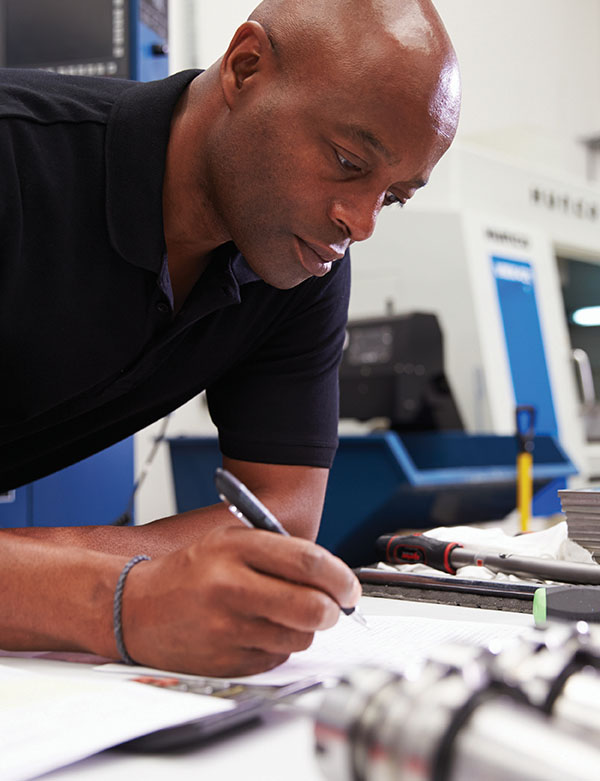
[356,566,539,599]
[486,622,600,741]
[377,532,600,585]
[315,623,600,781]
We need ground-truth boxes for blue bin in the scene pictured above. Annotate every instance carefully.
[168,437,223,513]
[167,432,576,567]
[318,431,576,565]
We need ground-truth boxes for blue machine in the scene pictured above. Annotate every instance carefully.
[168,438,224,513]
[130,0,170,82]
[0,439,134,528]
[0,0,168,528]
[492,255,566,513]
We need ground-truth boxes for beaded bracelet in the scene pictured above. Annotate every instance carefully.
[113,554,151,665]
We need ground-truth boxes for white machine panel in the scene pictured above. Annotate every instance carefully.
[349,144,600,479]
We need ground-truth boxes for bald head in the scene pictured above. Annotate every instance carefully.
[248,0,460,142]
[249,0,453,60]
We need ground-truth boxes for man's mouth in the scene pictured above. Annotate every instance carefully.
[296,238,345,277]
[301,239,346,264]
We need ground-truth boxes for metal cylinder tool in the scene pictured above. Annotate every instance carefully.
[487,622,600,740]
[314,622,600,781]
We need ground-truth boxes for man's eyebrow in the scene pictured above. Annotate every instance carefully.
[343,125,428,188]
[346,124,390,158]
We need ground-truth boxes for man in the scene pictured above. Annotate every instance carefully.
[0,0,460,675]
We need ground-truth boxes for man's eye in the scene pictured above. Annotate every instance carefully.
[383,192,405,207]
[335,150,362,173]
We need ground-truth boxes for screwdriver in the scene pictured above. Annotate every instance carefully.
[377,533,600,585]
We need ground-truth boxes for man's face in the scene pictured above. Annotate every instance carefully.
[207,48,457,289]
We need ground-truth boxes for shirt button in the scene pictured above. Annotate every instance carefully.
[155,301,170,314]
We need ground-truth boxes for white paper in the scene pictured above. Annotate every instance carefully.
[97,613,530,686]
[235,614,529,684]
[0,663,233,781]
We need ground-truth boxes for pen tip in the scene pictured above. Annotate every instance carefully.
[352,610,369,629]
[341,606,369,628]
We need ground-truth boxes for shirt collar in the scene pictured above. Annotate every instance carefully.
[231,249,261,285]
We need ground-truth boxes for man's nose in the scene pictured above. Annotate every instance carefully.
[328,196,380,243]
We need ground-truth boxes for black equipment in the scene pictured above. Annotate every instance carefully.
[339,312,464,432]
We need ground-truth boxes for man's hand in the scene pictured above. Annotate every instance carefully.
[0,461,350,675]
[122,525,361,676]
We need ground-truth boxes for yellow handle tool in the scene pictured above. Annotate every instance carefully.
[516,405,536,533]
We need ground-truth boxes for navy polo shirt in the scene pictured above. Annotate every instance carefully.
[0,68,350,490]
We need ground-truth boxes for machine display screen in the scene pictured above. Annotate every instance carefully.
[2,0,127,75]
[346,325,393,366]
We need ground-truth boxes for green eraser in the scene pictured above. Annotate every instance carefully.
[533,587,547,625]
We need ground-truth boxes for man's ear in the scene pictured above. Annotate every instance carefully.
[220,21,275,109]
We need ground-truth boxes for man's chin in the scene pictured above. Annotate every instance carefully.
[244,256,312,290]
[262,274,311,291]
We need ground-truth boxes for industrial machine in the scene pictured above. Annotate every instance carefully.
[347,142,599,483]
[0,0,168,81]
[338,313,464,433]
[0,0,169,528]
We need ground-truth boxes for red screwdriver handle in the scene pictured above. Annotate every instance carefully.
[376,533,463,575]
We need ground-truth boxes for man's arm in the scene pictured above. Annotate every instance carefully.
[0,534,126,656]
[0,459,360,675]
[0,519,360,676]
[1,458,328,555]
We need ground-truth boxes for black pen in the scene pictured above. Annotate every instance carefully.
[214,467,368,628]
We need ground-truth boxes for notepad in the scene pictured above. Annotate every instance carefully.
[97,612,531,686]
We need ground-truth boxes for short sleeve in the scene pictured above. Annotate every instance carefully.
[206,254,351,468]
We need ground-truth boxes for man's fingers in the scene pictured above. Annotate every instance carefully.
[181,647,291,678]
[223,565,340,631]
[234,528,361,610]
[244,615,315,655]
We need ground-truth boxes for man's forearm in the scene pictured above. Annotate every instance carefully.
[0,516,361,675]
[1,503,238,557]
[2,482,323,559]
[1,460,327,557]
[0,534,125,656]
